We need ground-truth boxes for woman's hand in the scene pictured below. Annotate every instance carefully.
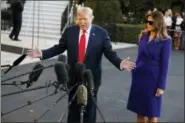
[155,88,164,97]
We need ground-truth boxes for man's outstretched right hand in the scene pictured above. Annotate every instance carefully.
[27,48,42,58]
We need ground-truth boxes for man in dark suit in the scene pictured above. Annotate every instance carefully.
[28,6,135,123]
[9,0,25,41]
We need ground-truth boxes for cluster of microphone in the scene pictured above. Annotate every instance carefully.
[57,62,96,123]
[1,54,106,122]
[73,62,107,123]
[74,62,94,107]
[1,54,68,88]
[29,56,96,122]
[31,54,70,91]
[54,57,95,108]
[1,53,93,98]
[1,53,94,105]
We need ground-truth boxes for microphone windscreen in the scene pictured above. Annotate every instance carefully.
[54,62,69,84]
[58,54,67,63]
[13,54,27,66]
[83,69,94,90]
[76,84,88,106]
[29,62,44,82]
[75,62,85,83]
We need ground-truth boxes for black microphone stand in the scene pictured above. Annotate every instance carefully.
[58,83,87,123]
[63,82,69,95]
[58,82,88,123]
[1,79,50,91]
[1,81,24,86]
[1,80,25,90]
[58,90,77,122]
[1,80,31,90]
[1,82,73,117]
[1,65,11,78]
[80,83,87,123]
[1,92,56,117]
[3,66,14,75]
[53,81,70,94]
[2,82,54,97]
[33,84,77,122]
[3,54,27,75]
[2,78,47,90]
[1,65,11,68]
[80,104,86,123]
[1,64,54,83]
[88,89,106,123]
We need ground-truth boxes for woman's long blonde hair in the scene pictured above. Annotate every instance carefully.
[140,11,170,41]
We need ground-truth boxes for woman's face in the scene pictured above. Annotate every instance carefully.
[146,16,156,31]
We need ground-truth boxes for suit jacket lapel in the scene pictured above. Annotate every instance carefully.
[85,25,95,61]
[74,26,80,61]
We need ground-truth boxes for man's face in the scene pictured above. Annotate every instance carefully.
[77,11,92,30]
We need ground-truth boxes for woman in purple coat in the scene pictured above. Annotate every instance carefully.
[127,11,172,122]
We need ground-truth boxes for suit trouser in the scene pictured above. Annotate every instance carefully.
[9,18,22,39]
[67,86,98,123]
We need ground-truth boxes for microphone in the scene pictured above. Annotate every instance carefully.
[83,69,107,123]
[58,54,70,73]
[75,62,86,84]
[26,62,44,88]
[54,62,69,85]
[58,54,67,63]
[4,54,26,74]
[76,70,88,123]
[54,62,69,93]
[83,69,94,94]
[76,84,88,106]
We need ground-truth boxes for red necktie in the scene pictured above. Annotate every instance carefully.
[78,30,86,63]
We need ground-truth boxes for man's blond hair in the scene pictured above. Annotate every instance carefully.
[76,6,94,19]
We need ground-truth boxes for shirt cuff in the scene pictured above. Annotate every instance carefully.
[40,50,43,60]
[120,63,124,70]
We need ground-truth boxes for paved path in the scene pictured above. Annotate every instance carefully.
[1,47,184,122]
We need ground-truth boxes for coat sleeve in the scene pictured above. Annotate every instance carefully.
[102,30,122,70]
[158,38,172,90]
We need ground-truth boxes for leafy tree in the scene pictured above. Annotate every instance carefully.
[84,0,97,9]
[93,0,123,25]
